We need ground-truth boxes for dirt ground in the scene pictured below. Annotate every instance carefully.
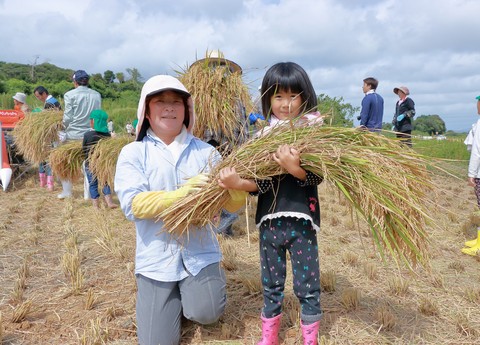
[1,162,480,345]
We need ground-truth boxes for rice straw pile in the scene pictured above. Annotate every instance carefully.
[159,125,434,268]
[89,135,135,188]
[49,141,84,181]
[178,63,254,140]
[12,110,63,163]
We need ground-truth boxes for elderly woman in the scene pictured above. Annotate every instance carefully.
[392,86,415,147]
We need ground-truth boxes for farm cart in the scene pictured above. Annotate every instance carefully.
[0,109,30,191]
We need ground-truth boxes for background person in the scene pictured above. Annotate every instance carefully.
[125,121,134,135]
[392,86,415,147]
[187,49,250,237]
[463,94,480,256]
[33,85,61,191]
[107,119,114,134]
[58,70,101,199]
[82,109,118,209]
[12,92,29,113]
[33,86,61,110]
[357,77,384,131]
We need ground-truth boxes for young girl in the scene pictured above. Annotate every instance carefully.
[218,62,323,345]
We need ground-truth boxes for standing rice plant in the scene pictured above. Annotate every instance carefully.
[77,318,109,345]
[159,125,434,268]
[177,63,254,141]
[89,135,134,188]
[0,311,3,342]
[320,269,337,293]
[49,140,84,181]
[341,287,361,311]
[11,300,32,323]
[84,288,97,310]
[375,304,396,331]
[12,110,63,163]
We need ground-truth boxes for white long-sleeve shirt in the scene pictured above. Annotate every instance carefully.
[468,119,480,178]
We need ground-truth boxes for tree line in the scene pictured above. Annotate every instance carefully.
[0,61,447,135]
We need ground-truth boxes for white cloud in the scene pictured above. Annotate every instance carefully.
[0,0,479,131]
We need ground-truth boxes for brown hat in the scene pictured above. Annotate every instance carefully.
[191,49,242,74]
[393,86,410,95]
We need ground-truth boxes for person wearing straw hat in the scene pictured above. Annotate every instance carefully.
[188,49,250,237]
[114,75,246,345]
[463,95,480,256]
[58,70,101,199]
[392,86,415,147]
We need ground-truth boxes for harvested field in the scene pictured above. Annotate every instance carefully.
[0,161,479,344]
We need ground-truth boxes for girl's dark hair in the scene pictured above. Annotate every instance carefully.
[261,62,318,118]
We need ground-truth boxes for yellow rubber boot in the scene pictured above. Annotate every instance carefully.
[464,229,480,248]
[461,245,480,256]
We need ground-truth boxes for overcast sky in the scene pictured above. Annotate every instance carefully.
[1,0,479,131]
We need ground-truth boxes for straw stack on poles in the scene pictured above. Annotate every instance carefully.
[12,110,63,164]
[89,135,135,189]
[49,141,84,182]
[177,61,254,141]
[159,124,434,269]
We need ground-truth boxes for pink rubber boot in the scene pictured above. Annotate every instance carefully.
[39,173,46,187]
[301,320,320,345]
[46,176,54,191]
[257,313,282,345]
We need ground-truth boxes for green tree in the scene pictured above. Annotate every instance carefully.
[126,68,142,91]
[317,94,359,127]
[5,79,31,95]
[413,114,446,135]
[116,72,125,83]
[103,70,115,84]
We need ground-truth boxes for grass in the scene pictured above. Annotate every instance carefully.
[413,137,470,160]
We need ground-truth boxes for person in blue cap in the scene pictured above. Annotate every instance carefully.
[58,70,102,199]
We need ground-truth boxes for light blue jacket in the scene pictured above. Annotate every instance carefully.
[63,86,101,140]
[115,130,222,282]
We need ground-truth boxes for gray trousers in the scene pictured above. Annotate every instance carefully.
[136,263,226,345]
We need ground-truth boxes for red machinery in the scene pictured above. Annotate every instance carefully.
[0,110,26,191]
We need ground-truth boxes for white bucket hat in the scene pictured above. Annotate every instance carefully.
[12,92,27,104]
[191,49,242,74]
[393,86,410,96]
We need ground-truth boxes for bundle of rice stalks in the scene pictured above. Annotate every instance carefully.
[12,110,63,163]
[89,135,135,188]
[160,125,434,268]
[177,63,254,141]
[49,141,84,181]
